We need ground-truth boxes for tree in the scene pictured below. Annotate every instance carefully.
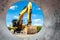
[37,26,42,32]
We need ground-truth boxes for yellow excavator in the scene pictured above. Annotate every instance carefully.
[12,2,32,33]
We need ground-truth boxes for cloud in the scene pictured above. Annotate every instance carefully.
[7,25,9,27]
[33,23,42,26]
[9,5,18,10]
[32,19,41,22]
[32,14,36,17]
[24,16,27,19]
[37,8,41,10]
[14,16,18,19]
[7,22,12,27]
[32,19,43,26]
[33,6,41,10]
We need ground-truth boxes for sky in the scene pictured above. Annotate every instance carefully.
[6,1,44,27]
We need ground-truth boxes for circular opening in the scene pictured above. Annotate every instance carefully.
[6,1,44,37]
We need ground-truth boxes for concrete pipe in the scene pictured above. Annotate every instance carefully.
[0,0,60,40]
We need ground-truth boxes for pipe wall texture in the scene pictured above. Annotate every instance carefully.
[0,0,60,40]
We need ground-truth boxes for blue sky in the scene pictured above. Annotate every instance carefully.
[6,1,44,27]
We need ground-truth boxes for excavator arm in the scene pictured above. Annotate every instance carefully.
[17,7,28,26]
[17,2,32,26]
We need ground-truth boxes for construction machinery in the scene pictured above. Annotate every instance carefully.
[11,2,32,33]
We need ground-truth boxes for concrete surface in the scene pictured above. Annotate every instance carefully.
[0,0,60,40]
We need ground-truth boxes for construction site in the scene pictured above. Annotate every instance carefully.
[0,0,60,40]
[8,2,42,34]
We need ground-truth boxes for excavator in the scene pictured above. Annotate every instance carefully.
[12,2,32,33]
